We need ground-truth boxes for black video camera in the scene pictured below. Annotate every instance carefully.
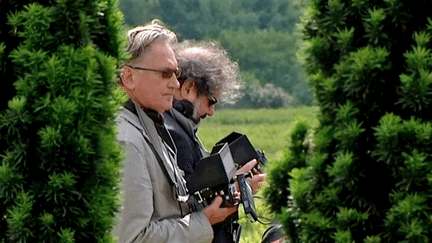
[187,132,266,222]
[187,143,238,208]
[212,131,267,172]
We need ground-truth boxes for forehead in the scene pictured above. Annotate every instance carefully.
[141,42,178,68]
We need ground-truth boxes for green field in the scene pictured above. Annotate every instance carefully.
[198,107,319,242]
[198,107,319,162]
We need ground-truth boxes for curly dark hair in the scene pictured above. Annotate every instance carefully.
[174,40,242,103]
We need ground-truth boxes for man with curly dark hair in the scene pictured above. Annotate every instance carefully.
[165,40,242,177]
[164,40,265,243]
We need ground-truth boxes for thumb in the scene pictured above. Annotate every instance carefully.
[237,159,258,174]
[211,195,223,207]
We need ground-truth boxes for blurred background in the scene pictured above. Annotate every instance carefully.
[118,0,315,109]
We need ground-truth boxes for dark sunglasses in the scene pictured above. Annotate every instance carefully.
[208,96,218,106]
[125,65,181,79]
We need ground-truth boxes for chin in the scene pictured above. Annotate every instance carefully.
[158,104,173,114]
[153,97,173,113]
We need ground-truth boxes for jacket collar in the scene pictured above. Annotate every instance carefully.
[170,108,199,140]
[166,108,209,157]
[120,101,179,186]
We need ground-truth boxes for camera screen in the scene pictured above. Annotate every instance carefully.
[222,150,235,176]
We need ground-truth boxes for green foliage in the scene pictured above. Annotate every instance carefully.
[120,0,305,38]
[0,42,4,62]
[0,0,30,113]
[1,0,125,241]
[220,28,314,105]
[398,40,432,116]
[333,230,354,243]
[58,228,75,243]
[266,0,432,242]
[385,193,430,242]
[364,235,381,243]
[326,152,354,179]
[263,117,312,214]
[336,207,369,229]
[6,191,34,241]
[364,7,387,45]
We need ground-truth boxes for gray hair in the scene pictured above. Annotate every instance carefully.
[125,19,177,65]
[174,40,242,103]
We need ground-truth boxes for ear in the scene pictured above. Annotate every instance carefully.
[179,79,198,102]
[121,66,135,90]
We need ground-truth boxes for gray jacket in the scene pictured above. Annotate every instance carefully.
[114,102,213,242]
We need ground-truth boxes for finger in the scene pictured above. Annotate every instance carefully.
[250,174,267,194]
[232,191,241,202]
[211,195,223,207]
[252,167,260,175]
[225,205,239,215]
[220,204,238,215]
[237,159,258,174]
[252,173,267,183]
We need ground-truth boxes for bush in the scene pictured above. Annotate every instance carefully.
[0,1,125,241]
[265,0,432,242]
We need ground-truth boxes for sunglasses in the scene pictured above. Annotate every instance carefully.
[125,65,181,79]
[208,96,218,106]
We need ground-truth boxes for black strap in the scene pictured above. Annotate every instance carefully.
[123,100,175,187]
[152,119,176,152]
[126,100,176,152]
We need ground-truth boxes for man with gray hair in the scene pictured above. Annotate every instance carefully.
[164,40,265,242]
[115,20,238,243]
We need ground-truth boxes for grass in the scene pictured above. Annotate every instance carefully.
[198,107,319,162]
[198,107,319,243]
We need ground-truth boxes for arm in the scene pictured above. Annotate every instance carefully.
[117,141,213,243]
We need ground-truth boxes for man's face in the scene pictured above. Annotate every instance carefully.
[191,93,218,123]
[126,42,180,114]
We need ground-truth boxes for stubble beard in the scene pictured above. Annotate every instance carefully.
[192,98,205,124]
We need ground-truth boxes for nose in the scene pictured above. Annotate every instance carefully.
[168,75,180,89]
[207,105,215,117]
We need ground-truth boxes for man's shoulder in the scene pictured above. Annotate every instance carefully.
[163,109,179,130]
[164,110,198,153]
[117,108,147,146]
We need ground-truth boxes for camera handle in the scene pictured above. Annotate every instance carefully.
[237,173,258,222]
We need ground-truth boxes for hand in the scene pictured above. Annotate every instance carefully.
[236,159,258,175]
[236,159,266,194]
[249,173,266,194]
[203,196,238,225]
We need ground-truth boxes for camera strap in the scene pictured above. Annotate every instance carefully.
[124,100,190,205]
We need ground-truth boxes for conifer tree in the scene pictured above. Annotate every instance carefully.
[265,0,432,242]
[0,0,126,241]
